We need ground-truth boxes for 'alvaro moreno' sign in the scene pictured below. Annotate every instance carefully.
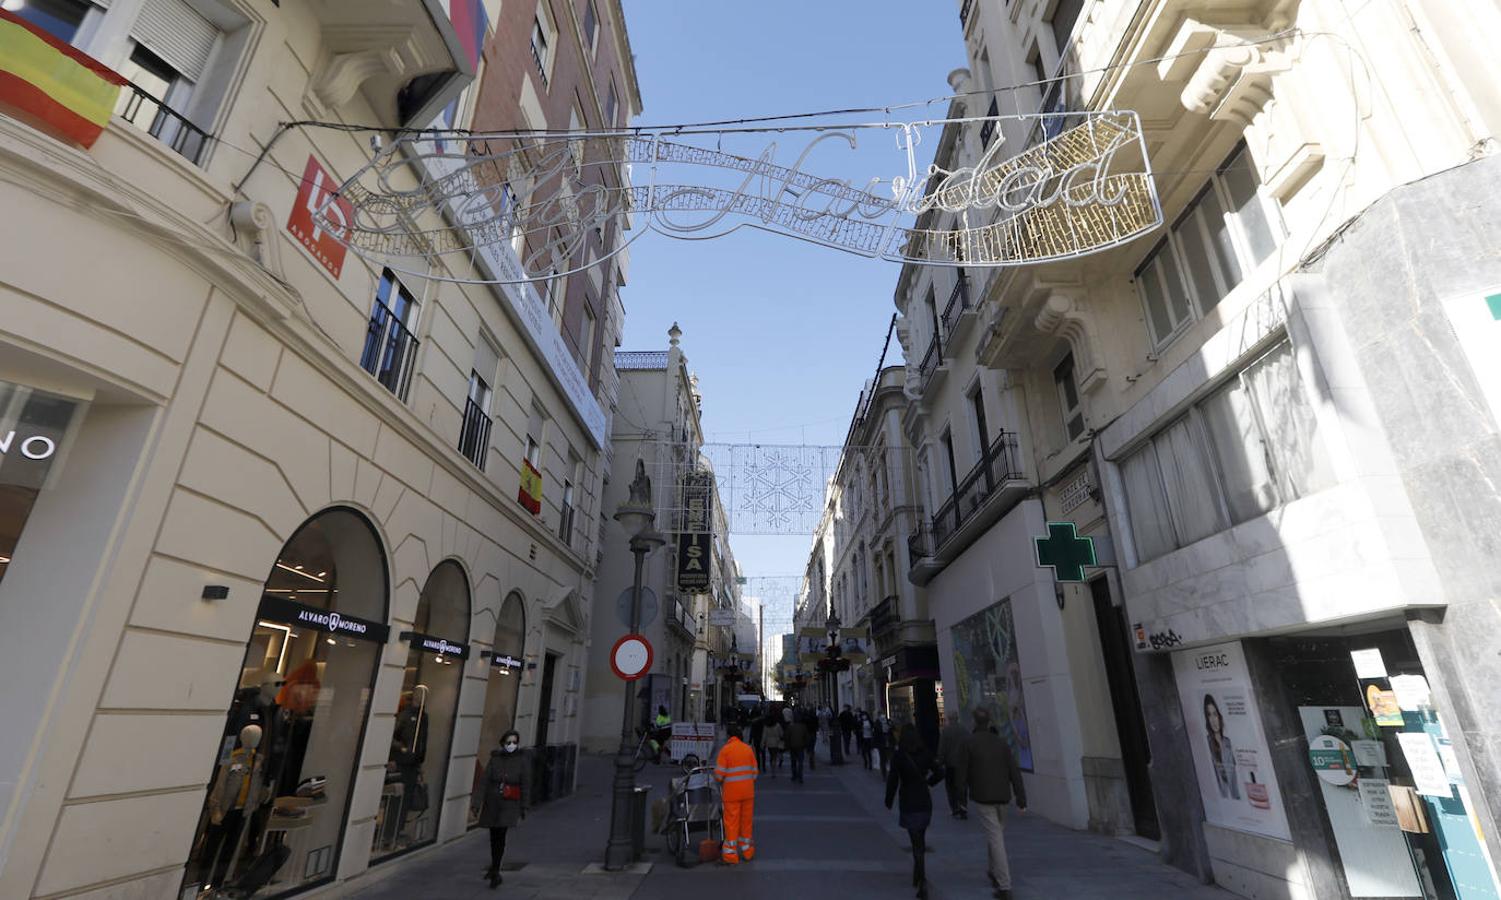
[400,630,470,659]
[258,595,390,644]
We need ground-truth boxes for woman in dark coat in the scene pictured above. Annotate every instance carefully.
[476,730,529,889]
[884,725,944,899]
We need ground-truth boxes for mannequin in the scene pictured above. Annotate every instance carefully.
[204,725,264,889]
[391,684,430,839]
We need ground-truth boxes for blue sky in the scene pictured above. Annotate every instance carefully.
[616,2,967,633]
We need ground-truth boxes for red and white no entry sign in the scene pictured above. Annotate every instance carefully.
[609,633,653,681]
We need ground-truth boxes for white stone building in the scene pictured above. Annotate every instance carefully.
[0,0,640,896]
[928,0,1501,897]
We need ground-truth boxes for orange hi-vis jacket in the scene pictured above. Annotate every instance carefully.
[713,736,758,801]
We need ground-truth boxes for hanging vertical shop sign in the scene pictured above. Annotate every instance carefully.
[680,469,713,534]
[675,531,709,592]
[1171,642,1290,840]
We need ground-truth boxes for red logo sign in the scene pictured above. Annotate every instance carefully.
[286,155,352,278]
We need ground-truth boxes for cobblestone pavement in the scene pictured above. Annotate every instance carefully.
[344,743,1233,900]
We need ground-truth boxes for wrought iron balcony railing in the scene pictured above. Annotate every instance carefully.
[917,333,942,389]
[358,298,419,401]
[931,431,1023,550]
[116,82,212,165]
[979,97,1000,148]
[959,0,976,29]
[458,396,493,471]
[941,272,971,337]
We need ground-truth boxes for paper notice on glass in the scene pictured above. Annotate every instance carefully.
[1397,732,1452,797]
[1437,740,1464,781]
[1350,648,1388,679]
[1352,740,1388,768]
[1389,674,1432,711]
[1359,778,1401,828]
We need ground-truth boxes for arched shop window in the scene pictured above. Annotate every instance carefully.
[183,508,389,899]
[372,560,471,859]
[470,592,527,825]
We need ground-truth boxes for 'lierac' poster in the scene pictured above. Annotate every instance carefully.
[1173,642,1291,840]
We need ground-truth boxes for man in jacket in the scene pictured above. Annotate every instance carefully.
[784,711,810,784]
[962,708,1027,899]
[713,725,760,864]
[838,705,858,756]
[937,717,971,819]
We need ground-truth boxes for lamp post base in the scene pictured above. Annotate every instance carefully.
[603,742,637,870]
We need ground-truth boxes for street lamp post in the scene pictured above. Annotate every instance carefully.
[823,609,845,765]
[604,461,666,871]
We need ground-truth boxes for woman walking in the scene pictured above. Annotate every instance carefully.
[764,710,785,776]
[476,730,529,889]
[885,726,944,899]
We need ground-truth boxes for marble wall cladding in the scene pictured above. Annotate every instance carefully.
[1315,152,1501,871]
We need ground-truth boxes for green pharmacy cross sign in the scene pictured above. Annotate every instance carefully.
[1034,521,1097,582]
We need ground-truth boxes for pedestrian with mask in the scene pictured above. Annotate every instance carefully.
[961,708,1027,899]
[885,725,944,899]
[476,730,529,890]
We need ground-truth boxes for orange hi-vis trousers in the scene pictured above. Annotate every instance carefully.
[722,797,755,863]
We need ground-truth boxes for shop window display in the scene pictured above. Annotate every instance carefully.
[372,560,470,859]
[0,380,79,589]
[470,592,527,826]
[183,509,389,899]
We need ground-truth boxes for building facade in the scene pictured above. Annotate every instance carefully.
[792,365,939,745]
[0,0,639,896]
[934,0,1501,897]
[579,325,744,750]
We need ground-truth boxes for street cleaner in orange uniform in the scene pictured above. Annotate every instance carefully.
[713,724,759,864]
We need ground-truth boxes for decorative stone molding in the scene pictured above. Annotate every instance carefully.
[1165,22,1293,127]
[310,45,410,112]
[1033,292,1107,394]
[230,201,286,281]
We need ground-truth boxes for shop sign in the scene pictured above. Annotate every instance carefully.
[258,594,389,643]
[707,608,736,627]
[1057,467,1093,515]
[286,155,352,278]
[0,431,57,460]
[1033,521,1096,582]
[487,652,523,673]
[1172,642,1291,840]
[0,381,78,491]
[400,630,469,659]
[680,470,713,534]
[676,531,710,592]
[1309,735,1358,786]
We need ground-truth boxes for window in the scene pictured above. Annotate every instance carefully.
[558,479,575,543]
[544,266,564,327]
[1135,144,1284,347]
[605,79,618,127]
[530,13,551,85]
[501,184,526,260]
[459,338,500,470]
[114,44,189,133]
[359,270,420,400]
[969,384,991,461]
[525,436,541,467]
[581,306,598,375]
[1120,340,1335,563]
[939,431,959,500]
[1048,0,1085,56]
[581,0,598,52]
[12,0,92,44]
[1054,355,1085,442]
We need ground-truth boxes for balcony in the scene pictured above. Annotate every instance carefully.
[667,594,695,639]
[916,333,947,396]
[959,0,976,30]
[358,298,419,401]
[940,273,975,354]
[870,595,900,646]
[909,431,1028,585]
[458,397,493,471]
[979,97,1000,148]
[115,84,212,166]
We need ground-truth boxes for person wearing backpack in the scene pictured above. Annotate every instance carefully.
[476,730,530,889]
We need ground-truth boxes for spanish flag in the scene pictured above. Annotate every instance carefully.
[518,458,543,515]
[0,10,126,149]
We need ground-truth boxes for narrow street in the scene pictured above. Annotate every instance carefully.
[351,743,1229,900]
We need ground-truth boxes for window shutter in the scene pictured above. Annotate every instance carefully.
[132,0,218,83]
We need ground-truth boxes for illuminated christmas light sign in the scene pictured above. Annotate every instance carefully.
[318,110,1160,285]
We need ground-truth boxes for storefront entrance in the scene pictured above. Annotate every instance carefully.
[182,508,389,899]
[470,591,526,826]
[1271,629,1501,899]
[0,379,79,589]
[1089,577,1160,840]
[371,560,470,861]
